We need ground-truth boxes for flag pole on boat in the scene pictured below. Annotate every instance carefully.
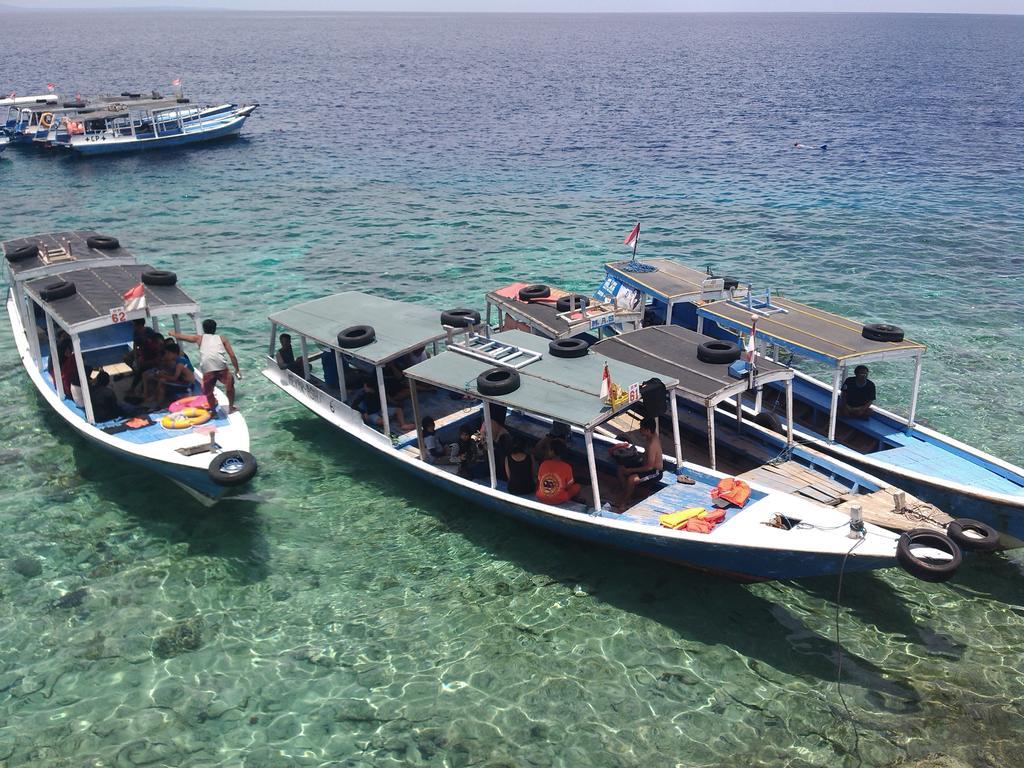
[172,76,183,100]
[624,221,640,264]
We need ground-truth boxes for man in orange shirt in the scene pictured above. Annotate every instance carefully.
[536,439,581,506]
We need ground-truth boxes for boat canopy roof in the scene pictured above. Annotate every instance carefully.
[603,258,732,303]
[404,329,677,430]
[592,325,792,408]
[3,231,138,282]
[76,98,189,121]
[25,264,199,334]
[698,296,926,367]
[487,281,641,339]
[268,292,451,366]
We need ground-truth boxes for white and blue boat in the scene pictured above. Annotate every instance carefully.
[55,101,257,155]
[261,291,969,582]
[3,231,257,505]
[597,258,1024,540]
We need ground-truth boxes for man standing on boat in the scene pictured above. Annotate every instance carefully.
[170,320,240,412]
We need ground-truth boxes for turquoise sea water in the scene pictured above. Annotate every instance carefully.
[1,11,1023,767]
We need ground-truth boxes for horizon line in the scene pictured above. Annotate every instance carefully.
[1,6,1021,13]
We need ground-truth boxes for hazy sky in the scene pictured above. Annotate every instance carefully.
[10,1,1024,12]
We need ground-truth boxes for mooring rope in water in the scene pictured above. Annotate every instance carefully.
[834,534,865,766]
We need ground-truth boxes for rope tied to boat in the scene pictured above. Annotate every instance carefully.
[622,261,658,273]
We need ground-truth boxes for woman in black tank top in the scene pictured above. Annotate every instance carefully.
[505,437,535,495]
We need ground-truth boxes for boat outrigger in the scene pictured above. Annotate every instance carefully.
[261,290,977,582]
[3,231,257,504]
[597,256,1024,540]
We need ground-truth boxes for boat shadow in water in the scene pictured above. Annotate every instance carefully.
[66,438,270,585]
[280,416,920,703]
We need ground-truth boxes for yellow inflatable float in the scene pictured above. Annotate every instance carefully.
[160,407,211,430]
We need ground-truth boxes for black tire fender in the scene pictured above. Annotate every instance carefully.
[946,518,1000,553]
[86,235,120,250]
[896,529,962,583]
[754,410,784,433]
[548,338,590,359]
[40,280,76,302]
[697,340,742,364]
[440,308,481,328]
[518,284,551,301]
[862,323,905,343]
[476,367,520,396]
[556,294,590,313]
[337,325,376,349]
[208,450,258,486]
[5,244,38,263]
[723,276,740,290]
[141,269,177,287]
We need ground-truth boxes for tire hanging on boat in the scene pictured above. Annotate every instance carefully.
[862,323,905,343]
[518,284,551,301]
[895,529,962,582]
[440,308,481,328]
[697,340,741,364]
[476,367,520,396]
[754,411,784,433]
[39,280,76,302]
[556,294,590,313]
[86,235,120,250]
[336,325,376,349]
[946,518,1000,553]
[548,338,590,359]
[5,244,38,263]
[208,450,258,486]
[141,269,177,287]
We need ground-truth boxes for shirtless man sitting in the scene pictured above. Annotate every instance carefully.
[612,417,664,512]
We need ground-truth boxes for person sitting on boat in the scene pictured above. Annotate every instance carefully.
[57,339,80,399]
[839,365,876,419]
[455,423,480,479]
[127,319,164,391]
[611,417,664,512]
[478,404,512,480]
[166,337,194,372]
[274,333,304,376]
[89,370,122,423]
[170,319,240,412]
[536,439,581,505]
[351,377,415,434]
[144,345,196,406]
[421,417,447,464]
[505,436,535,495]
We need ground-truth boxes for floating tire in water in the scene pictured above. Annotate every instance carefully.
[518,284,551,301]
[86,235,120,250]
[5,244,38,263]
[476,367,520,396]
[556,294,590,313]
[141,269,177,287]
[697,340,741,364]
[40,280,76,302]
[862,323,905,343]
[440,308,481,328]
[337,325,376,349]
[548,338,590,359]
[208,450,258,486]
[946,518,1000,553]
[896,529,962,583]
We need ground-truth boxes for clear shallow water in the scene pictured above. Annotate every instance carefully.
[1,11,1023,768]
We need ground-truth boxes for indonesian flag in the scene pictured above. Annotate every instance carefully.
[623,222,640,248]
[46,83,56,92]
[123,283,147,312]
[172,77,182,87]
[7,92,15,99]
[745,315,758,364]
[600,362,612,401]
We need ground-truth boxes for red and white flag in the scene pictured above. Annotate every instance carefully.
[744,315,758,364]
[46,83,56,92]
[7,92,15,99]
[600,362,613,401]
[172,77,182,87]
[123,283,147,312]
[623,222,640,248]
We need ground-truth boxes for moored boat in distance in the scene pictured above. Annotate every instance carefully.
[596,255,1024,541]
[261,290,970,582]
[3,231,257,504]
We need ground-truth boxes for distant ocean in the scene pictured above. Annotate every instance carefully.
[0,12,1022,768]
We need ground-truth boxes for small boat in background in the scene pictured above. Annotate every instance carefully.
[2,230,258,504]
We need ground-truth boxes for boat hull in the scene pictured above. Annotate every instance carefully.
[66,113,250,155]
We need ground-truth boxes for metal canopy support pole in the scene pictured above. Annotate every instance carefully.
[584,429,602,512]
[735,394,743,433]
[299,335,310,380]
[71,336,95,424]
[46,314,64,398]
[25,295,41,366]
[665,299,674,325]
[707,404,717,471]
[192,314,202,335]
[335,349,346,395]
[268,322,276,357]
[482,402,497,489]
[828,365,843,443]
[173,314,181,334]
[907,353,923,429]
[485,301,492,329]
[669,390,683,470]
[410,379,426,461]
[696,314,705,335]
[785,378,795,447]
[375,364,391,437]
